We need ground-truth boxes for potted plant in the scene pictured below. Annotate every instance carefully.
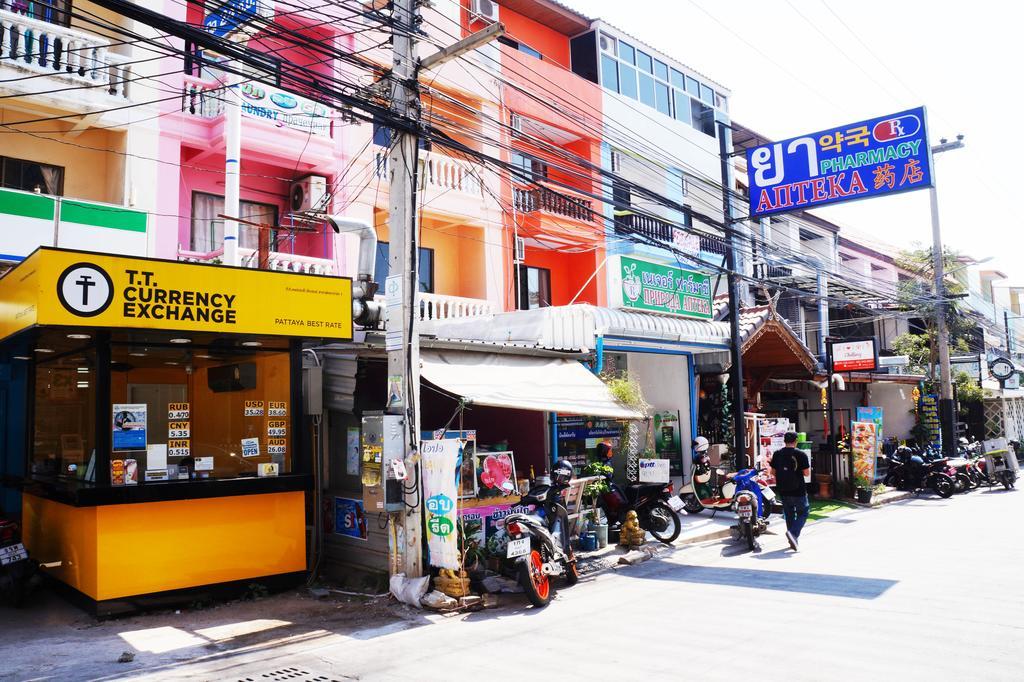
[854,474,873,504]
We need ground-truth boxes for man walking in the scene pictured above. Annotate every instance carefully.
[770,432,810,551]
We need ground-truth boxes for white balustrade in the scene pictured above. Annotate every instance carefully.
[374,149,484,197]
[0,6,131,100]
[418,293,495,322]
[178,246,336,276]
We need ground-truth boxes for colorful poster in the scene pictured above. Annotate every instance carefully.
[654,411,683,476]
[473,451,518,498]
[334,497,368,540]
[112,404,147,450]
[421,438,460,569]
[851,421,878,485]
[457,503,533,559]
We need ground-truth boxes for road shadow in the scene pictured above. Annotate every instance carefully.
[627,563,897,600]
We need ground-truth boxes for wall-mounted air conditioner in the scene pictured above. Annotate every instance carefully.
[290,174,328,213]
[470,0,499,23]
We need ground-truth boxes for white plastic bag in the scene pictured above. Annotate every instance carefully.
[389,573,430,607]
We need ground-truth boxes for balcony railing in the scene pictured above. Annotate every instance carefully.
[513,186,594,222]
[374,148,483,196]
[418,293,496,322]
[178,246,336,276]
[613,211,673,242]
[0,5,130,100]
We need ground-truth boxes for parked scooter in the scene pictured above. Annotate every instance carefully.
[882,446,955,498]
[0,514,37,607]
[595,469,681,546]
[503,460,579,607]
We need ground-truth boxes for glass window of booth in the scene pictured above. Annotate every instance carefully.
[31,349,97,480]
[108,344,293,482]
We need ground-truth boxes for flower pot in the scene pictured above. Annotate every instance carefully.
[594,523,609,548]
[855,487,873,504]
[815,473,833,498]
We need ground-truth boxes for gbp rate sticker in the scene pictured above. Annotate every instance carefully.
[267,420,287,438]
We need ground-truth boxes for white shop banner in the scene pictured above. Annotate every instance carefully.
[420,438,460,570]
[638,458,670,483]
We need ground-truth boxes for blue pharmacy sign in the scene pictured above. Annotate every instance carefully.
[203,0,267,38]
[746,107,933,218]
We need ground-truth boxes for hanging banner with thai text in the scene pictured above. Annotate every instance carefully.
[421,439,461,570]
[747,107,933,217]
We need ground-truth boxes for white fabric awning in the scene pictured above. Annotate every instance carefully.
[420,350,642,420]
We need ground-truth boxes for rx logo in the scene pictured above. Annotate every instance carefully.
[56,262,114,317]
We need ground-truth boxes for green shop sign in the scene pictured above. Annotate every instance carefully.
[616,256,712,319]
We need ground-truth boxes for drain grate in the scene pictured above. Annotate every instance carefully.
[238,667,347,682]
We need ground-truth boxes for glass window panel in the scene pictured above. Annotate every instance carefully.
[691,100,716,137]
[618,41,635,65]
[670,69,685,89]
[700,83,715,105]
[653,60,668,82]
[601,54,619,92]
[673,90,691,125]
[636,51,653,74]
[619,64,638,99]
[715,91,728,111]
[519,43,542,60]
[32,351,97,481]
[655,82,671,116]
[638,73,655,107]
[685,75,699,96]
[375,242,434,292]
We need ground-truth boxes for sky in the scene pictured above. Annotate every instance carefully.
[561,0,1024,287]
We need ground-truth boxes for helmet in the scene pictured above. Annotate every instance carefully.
[552,459,574,485]
[692,436,710,453]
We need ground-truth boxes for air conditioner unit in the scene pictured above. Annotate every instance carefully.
[470,0,499,23]
[290,174,328,213]
[514,236,526,263]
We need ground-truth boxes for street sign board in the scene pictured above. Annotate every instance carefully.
[829,338,878,373]
[746,107,933,218]
[610,255,712,320]
[203,0,273,39]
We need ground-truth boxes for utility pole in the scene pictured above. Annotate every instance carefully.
[929,135,965,456]
[387,0,503,577]
[717,120,747,468]
[223,69,242,266]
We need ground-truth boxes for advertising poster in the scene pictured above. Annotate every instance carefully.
[457,503,533,559]
[612,255,713,319]
[473,451,518,498]
[856,407,884,474]
[112,403,147,450]
[638,458,671,483]
[851,421,878,485]
[333,496,368,540]
[346,427,360,476]
[421,439,460,569]
[919,394,941,447]
[654,411,683,476]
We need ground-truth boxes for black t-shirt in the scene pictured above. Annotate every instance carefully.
[771,447,810,497]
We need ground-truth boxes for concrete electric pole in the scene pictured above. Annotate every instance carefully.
[386,0,503,577]
[929,135,964,456]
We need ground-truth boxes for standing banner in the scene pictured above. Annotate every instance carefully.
[421,439,460,570]
[856,406,884,480]
[918,394,941,448]
[851,421,878,485]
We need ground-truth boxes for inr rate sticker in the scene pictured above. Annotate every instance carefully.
[241,437,260,458]
[244,400,265,417]
[168,439,190,457]
[267,438,286,455]
[168,421,190,439]
[267,420,287,437]
[268,401,287,417]
[168,402,190,420]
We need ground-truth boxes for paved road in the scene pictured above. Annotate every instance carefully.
[3,486,1022,681]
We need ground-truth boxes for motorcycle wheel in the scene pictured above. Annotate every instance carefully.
[564,547,580,586]
[519,548,553,608]
[932,476,954,499]
[646,500,681,544]
[1000,472,1014,490]
[743,520,755,552]
[956,473,972,493]
[682,494,704,515]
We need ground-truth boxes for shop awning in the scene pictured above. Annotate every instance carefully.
[420,349,643,420]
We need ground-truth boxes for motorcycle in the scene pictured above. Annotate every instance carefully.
[0,515,37,607]
[503,459,579,607]
[883,447,955,498]
[595,473,680,546]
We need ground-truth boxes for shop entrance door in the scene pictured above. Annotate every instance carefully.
[128,384,188,445]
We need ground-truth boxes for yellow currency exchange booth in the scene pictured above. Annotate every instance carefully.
[0,248,351,615]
